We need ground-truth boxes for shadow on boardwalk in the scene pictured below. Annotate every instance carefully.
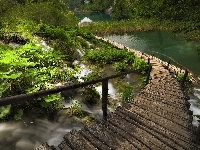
[36,38,200,150]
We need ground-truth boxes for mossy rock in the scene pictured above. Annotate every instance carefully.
[82,87,100,105]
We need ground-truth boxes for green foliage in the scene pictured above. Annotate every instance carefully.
[36,24,94,62]
[0,105,11,119]
[14,109,23,120]
[80,0,200,41]
[114,62,129,72]
[44,94,61,103]
[83,48,135,66]
[67,100,89,118]
[112,0,133,21]
[121,85,134,103]
[1,2,78,27]
[176,73,191,84]
[139,76,147,88]
[0,42,78,119]
[175,73,193,93]
[83,0,114,12]
[0,83,11,97]
[83,46,148,73]
[132,58,149,70]
[81,72,101,81]
[82,87,100,105]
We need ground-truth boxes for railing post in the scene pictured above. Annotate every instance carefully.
[167,59,171,68]
[146,65,152,85]
[148,57,150,64]
[141,53,144,59]
[152,53,154,59]
[180,70,188,88]
[102,79,108,120]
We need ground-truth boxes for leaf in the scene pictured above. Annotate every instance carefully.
[40,101,50,108]
[1,72,22,79]
[0,82,11,97]
[0,105,11,119]
[44,94,60,102]
[14,109,23,120]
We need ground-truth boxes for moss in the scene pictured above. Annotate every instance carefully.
[82,87,100,105]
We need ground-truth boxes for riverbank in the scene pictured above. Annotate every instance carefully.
[96,36,200,86]
[82,18,200,41]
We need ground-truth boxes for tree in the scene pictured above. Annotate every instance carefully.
[112,0,132,20]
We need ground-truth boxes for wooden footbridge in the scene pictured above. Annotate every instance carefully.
[35,38,200,150]
[0,37,200,150]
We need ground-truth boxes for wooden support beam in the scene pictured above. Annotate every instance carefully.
[102,79,108,120]
[146,65,152,85]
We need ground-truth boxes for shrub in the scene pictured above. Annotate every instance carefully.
[67,100,89,118]
[83,48,136,65]
[0,42,77,119]
[121,85,134,103]
[82,87,100,105]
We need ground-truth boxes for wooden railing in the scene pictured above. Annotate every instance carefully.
[152,51,200,85]
[0,68,151,119]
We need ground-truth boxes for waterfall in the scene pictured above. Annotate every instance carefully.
[189,86,200,126]
[78,17,92,26]
[76,49,84,59]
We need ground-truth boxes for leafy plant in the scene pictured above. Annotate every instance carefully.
[67,100,89,118]
[82,87,100,105]
[14,109,23,120]
[0,105,11,119]
[83,48,136,66]
[114,61,129,72]
[81,72,101,82]
[1,2,78,27]
[139,76,147,88]
[121,85,134,103]
[132,58,149,71]
[0,40,79,119]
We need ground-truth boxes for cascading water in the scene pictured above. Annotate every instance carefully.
[78,17,92,26]
[189,86,200,126]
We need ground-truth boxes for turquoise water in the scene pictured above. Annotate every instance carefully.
[105,31,200,76]
[75,12,112,22]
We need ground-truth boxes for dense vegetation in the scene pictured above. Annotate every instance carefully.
[0,0,149,121]
[0,0,81,120]
[81,0,200,41]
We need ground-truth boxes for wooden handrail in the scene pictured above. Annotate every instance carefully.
[152,51,200,84]
[0,69,148,119]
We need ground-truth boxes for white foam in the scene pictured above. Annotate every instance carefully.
[188,86,200,126]
[40,40,52,51]
[78,17,92,26]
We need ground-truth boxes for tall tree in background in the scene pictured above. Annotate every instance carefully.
[83,0,114,12]
[112,0,132,20]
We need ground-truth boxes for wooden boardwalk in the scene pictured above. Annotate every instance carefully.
[37,59,200,150]
[36,39,200,150]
